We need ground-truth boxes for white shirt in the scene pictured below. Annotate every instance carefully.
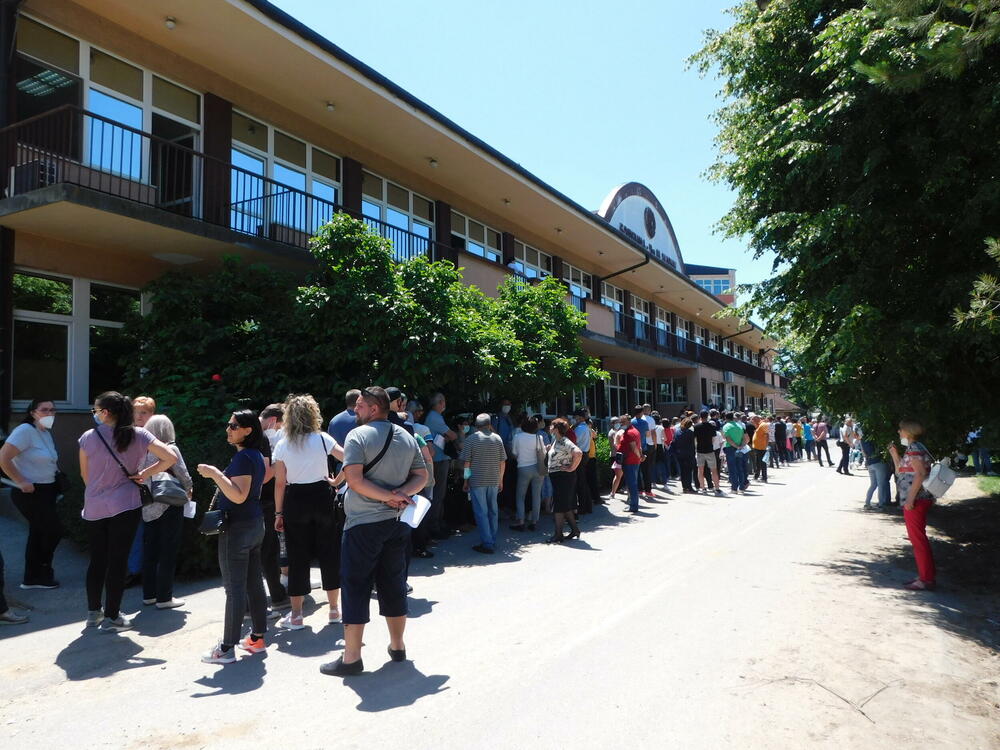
[644,415,657,444]
[510,431,540,468]
[6,423,58,484]
[272,432,337,484]
[654,425,665,445]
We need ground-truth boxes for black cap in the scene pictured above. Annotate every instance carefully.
[385,387,404,404]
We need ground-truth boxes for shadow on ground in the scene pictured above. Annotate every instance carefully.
[809,493,1000,652]
[340,659,449,712]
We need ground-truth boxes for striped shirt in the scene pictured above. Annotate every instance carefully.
[460,430,508,488]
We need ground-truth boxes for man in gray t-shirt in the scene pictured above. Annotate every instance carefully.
[460,414,507,554]
[320,387,428,679]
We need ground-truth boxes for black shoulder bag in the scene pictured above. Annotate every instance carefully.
[93,428,155,506]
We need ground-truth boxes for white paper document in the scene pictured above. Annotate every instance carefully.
[400,494,431,528]
[183,500,197,519]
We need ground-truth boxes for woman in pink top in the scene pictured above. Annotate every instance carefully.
[79,392,175,632]
[812,419,832,467]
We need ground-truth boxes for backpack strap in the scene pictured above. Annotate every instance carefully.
[363,424,396,476]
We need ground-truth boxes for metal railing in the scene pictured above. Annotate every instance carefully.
[0,105,447,261]
[607,310,769,382]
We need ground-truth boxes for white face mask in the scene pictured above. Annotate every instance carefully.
[39,415,55,429]
[900,436,910,447]
[501,405,511,414]
[264,428,279,441]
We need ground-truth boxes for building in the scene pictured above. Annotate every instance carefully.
[0,0,787,448]
[686,264,737,306]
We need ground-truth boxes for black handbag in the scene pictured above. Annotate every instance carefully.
[93,428,155,506]
[198,489,225,535]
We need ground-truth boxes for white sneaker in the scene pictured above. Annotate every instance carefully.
[279,574,289,588]
[86,609,104,627]
[276,612,305,630]
[155,598,185,610]
[142,598,156,606]
[0,609,29,625]
[201,642,236,664]
[98,614,134,633]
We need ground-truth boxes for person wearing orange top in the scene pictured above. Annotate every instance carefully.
[751,415,770,483]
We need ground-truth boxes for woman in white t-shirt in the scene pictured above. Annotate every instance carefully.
[510,417,544,531]
[607,417,625,498]
[0,399,62,589]
[272,394,343,630]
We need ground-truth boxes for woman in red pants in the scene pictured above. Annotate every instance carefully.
[888,420,935,591]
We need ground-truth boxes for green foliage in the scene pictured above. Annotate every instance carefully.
[954,237,1000,333]
[692,1,1000,450]
[594,433,613,490]
[113,213,604,575]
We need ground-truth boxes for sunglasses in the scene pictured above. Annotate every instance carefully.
[225,422,241,430]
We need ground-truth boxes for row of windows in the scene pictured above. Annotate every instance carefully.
[695,278,733,295]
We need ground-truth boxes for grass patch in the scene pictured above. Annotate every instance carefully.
[977,475,1000,497]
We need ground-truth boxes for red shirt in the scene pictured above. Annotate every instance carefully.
[661,424,674,448]
[620,426,642,465]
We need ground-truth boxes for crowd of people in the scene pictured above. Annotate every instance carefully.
[0,390,959,669]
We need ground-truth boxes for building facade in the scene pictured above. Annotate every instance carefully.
[0,0,786,444]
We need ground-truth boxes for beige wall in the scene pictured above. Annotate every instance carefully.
[585,302,615,338]
[458,254,508,298]
[15,232,173,287]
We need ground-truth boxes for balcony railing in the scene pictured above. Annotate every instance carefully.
[606,311,769,382]
[0,105,446,262]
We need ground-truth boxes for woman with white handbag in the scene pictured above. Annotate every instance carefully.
[140,414,192,610]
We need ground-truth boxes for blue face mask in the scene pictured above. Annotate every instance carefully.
[93,411,103,426]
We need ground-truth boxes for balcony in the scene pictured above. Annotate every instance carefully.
[594,309,770,382]
[0,105,449,262]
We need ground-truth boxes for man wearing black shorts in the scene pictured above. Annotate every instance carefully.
[320,386,428,677]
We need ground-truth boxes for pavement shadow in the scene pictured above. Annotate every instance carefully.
[55,632,165,681]
[340,659,449,712]
[407,597,437,618]
[809,493,1000,651]
[271,623,343,659]
[131,608,189,637]
[191,654,267,697]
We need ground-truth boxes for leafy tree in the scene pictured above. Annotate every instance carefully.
[108,213,604,574]
[693,0,1000,448]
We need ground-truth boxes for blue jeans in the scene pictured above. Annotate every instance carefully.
[972,446,992,474]
[866,462,891,507]
[724,447,745,492]
[469,486,499,549]
[515,466,543,523]
[624,464,640,511]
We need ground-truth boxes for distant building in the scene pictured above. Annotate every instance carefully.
[687,264,737,306]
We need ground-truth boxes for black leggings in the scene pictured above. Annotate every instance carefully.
[11,483,62,584]
[283,481,342,597]
[837,442,851,472]
[260,498,287,604]
[141,504,184,603]
[87,508,141,619]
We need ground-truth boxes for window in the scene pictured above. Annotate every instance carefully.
[633,297,650,340]
[231,112,342,236]
[695,278,731,295]
[606,372,628,418]
[695,325,707,346]
[676,316,689,338]
[361,171,433,260]
[635,376,653,406]
[709,332,720,350]
[711,382,724,407]
[664,377,687,403]
[654,307,671,346]
[601,282,625,311]
[15,18,203,215]
[562,262,593,299]
[451,210,502,264]
[11,270,141,408]
[511,240,552,279]
[724,339,734,357]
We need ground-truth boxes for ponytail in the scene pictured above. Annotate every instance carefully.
[95,391,135,452]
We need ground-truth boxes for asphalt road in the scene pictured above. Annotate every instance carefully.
[1,456,996,749]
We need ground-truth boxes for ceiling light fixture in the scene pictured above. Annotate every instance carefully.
[502,198,511,206]
[555,227,563,234]
[165,17,177,30]
[326,101,335,112]
[428,158,438,168]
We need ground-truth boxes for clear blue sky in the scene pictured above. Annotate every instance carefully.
[271,0,774,286]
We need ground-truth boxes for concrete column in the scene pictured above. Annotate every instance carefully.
[202,93,232,226]
[341,157,363,214]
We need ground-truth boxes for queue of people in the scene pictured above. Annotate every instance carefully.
[0,392,957,664]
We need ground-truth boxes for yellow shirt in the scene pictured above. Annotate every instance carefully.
[588,429,597,458]
[752,423,770,451]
